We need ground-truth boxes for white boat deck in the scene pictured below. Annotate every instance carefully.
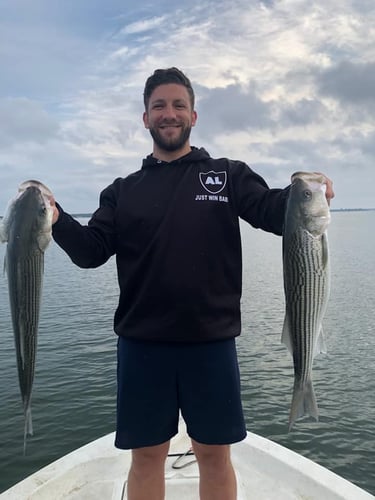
[1,421,374,499]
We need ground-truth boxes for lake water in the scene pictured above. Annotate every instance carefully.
[0,211,374,496]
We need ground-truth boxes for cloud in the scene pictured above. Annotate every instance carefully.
[278,98,327,127]
[119,16,166,35]
[318,60,375,104]
[195,83,273,139]
[1,0,375,210]
[0,98,60,146]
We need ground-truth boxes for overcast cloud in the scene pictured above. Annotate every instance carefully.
[0,0,374,211]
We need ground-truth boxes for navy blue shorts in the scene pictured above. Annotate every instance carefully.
[115,337,246,449]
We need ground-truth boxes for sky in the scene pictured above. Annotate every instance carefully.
[1,0,374,212]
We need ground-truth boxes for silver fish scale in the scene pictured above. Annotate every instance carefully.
[284,227,328,386]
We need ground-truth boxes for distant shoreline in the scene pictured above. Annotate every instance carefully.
[330,208,375,212]
[1,208,375,219]
[72,208,375,217]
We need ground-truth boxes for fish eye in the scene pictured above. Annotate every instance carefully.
[303,189,312,199]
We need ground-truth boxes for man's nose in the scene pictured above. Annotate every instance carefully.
[162,104,178,119]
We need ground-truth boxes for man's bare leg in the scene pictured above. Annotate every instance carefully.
[126,441,170,500]
[191,440,236,500]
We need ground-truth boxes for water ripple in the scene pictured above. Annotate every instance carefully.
[0,213,374,495]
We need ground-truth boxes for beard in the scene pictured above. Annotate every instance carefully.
[149,123,192,152]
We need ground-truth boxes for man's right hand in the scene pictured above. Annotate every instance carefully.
[48,196,60,224]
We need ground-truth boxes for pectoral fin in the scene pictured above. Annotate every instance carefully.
[281,314,293,354]
[314,326,327,356]
[0,221,8,243]
[322,233,329,268]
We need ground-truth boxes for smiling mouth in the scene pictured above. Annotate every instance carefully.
[159,122,181,129]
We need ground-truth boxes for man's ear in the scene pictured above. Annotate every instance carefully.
[143,111,149,129]
[192,110,198,127]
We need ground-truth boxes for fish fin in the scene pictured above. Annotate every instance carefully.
[25,405,33,436]
[0,220,8,243]
[322,233,329,268]
[281,315,293,354]
[23,406,33,456]
[288,379,319,431]
[23,434,27,456]
[314,327,327,355]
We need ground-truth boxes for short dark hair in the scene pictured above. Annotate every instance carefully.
[143,67,195,110]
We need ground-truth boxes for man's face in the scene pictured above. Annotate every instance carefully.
[143,83,197,153]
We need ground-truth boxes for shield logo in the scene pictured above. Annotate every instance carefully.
[199,171,227,194]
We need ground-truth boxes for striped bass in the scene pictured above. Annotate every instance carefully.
[0,180,53,453]
[282,172,331,430]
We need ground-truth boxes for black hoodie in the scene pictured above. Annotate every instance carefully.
[52,147,289,342]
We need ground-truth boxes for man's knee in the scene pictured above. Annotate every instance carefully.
[191,440,232,470]
[131,441,170,471]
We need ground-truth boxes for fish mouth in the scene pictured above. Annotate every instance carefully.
[302,212,329,220]
[18,180,53,198]
[17,186,45,207]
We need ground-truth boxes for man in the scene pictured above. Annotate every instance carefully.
[51,67,334,500]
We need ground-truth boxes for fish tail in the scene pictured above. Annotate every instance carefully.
[23,405,33,455]
[23,433,27,456]
[25,405,33,436]
[288,379,319,431]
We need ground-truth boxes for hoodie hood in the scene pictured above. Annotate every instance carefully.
[141,147,211,169]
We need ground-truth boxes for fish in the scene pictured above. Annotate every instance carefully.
[0,180,53,453]
[281,172,331,430]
